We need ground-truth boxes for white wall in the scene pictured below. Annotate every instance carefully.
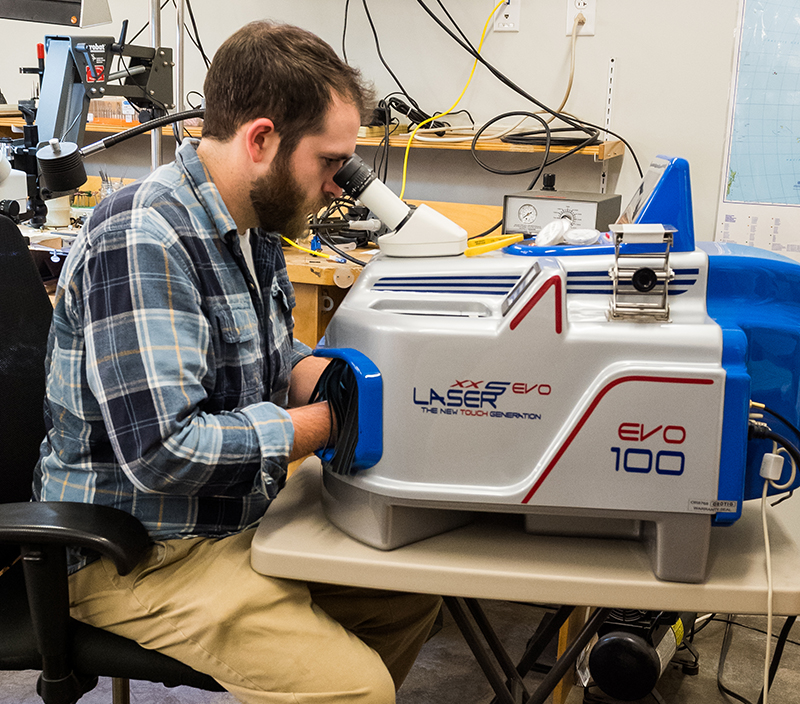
[0,0,741,239]
[3,3,799,549]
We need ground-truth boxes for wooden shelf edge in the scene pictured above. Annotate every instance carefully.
[355,135,624,160]
[0,116,202,139]
[0,116,623,160]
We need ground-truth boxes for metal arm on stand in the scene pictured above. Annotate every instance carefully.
[149,0,162,171]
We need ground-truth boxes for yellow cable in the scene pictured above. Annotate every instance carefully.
[281,236,336,260]
[398,0,506,200]
[403,11,585,143]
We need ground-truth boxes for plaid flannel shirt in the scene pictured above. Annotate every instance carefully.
[33,140,311,550]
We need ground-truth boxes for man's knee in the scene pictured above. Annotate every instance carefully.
[221,648,396,704]
[354,659,396,704]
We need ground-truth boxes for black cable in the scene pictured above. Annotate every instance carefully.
[128,0,210,75]
[771,489,794,507]
[678,637,700,666]
[415,0,582,126]
[310,359,360,475]
[127,0,171,45]
[749,422,800,503]
[468,119,601,238]
[186,91,204,110]
[749,426,800,470]
[378,116,390,180]
[711,616,800,648]
[502,127,600,147]
[760,404,800,444]
[434,0,477,51]
[470,111,552,176]
[93,108,204,150]
[317,236,368,267]
[184,0,212,68]
[469,219,502,240]
[756,616,797,704]
[361,0,422,112]
[690,614,717,640]
[415,0,643,177]
[308,196,373,265]
[716,614,799,704]
[718,619,754,704]
[342,0,351,62]
[371,99,396,181]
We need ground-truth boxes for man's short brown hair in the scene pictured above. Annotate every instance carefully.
[202,22,372,152]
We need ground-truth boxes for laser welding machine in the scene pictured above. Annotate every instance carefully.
[312,155,800,583]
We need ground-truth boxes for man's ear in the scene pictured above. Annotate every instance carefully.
[243,118,280,165]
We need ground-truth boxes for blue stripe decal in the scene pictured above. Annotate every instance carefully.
[376,275,519,281]
[566,268,698,298]
[373,275,519,296]
[373,288,510,295]
[375,282,513,289]
[567,268,699,278]
[567,288,691,296]
[568,277,697,286]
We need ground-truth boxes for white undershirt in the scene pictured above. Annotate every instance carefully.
[239,229,261,300]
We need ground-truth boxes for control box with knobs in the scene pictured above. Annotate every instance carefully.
[502,174,621,237]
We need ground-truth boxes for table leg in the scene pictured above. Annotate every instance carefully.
[444,597,526,704]
[525,607,612,704]
[515,605,575,679]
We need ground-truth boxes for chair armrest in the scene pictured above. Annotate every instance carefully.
[0,502,150,576]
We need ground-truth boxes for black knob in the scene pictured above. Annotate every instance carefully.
[0,199,20,219]
[632,268,658,292]
[542,173,556,191]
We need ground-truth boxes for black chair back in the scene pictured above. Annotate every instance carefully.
[0,214,52,573]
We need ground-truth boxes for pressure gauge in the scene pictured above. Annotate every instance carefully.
[518,204,538,224]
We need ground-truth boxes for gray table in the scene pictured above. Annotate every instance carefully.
[250,461,800,702]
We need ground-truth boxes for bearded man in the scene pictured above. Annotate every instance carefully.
[33,21,441,704]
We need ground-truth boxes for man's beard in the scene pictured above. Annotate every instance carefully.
[250,151,326,241]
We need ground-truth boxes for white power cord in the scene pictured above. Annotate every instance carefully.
[758,447,795,704]
[760,478,773,704]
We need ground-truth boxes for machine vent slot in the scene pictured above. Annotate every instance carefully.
[369,299,492,317]
[372,275,518,296]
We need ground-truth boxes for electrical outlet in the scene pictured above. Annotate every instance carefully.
[565,0,595,36]
[494,0,520,33]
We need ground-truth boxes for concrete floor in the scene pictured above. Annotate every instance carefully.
[2,603,799,704]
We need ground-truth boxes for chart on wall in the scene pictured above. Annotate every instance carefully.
[716,0,800,259]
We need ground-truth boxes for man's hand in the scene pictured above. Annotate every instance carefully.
[287,402,336,461]
[285,356,338,461]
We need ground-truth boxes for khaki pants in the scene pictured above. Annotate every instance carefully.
[69,528,441,704]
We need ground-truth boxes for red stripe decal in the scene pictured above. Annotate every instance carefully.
[510,275,562,333]
[521,375,715,504]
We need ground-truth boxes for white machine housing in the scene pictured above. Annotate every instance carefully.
[316,155,800,584]
[320,240,727,583]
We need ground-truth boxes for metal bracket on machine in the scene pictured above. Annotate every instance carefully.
[608,224,676,322]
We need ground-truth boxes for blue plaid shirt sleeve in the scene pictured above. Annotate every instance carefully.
[81,222,294,497]
[35,141,308,544]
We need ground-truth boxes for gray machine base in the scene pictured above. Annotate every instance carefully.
[322,471,712,584]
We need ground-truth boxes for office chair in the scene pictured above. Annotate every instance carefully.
[0,215,226,704]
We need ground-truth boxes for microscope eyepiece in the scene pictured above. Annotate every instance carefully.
[334,154,376,198]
